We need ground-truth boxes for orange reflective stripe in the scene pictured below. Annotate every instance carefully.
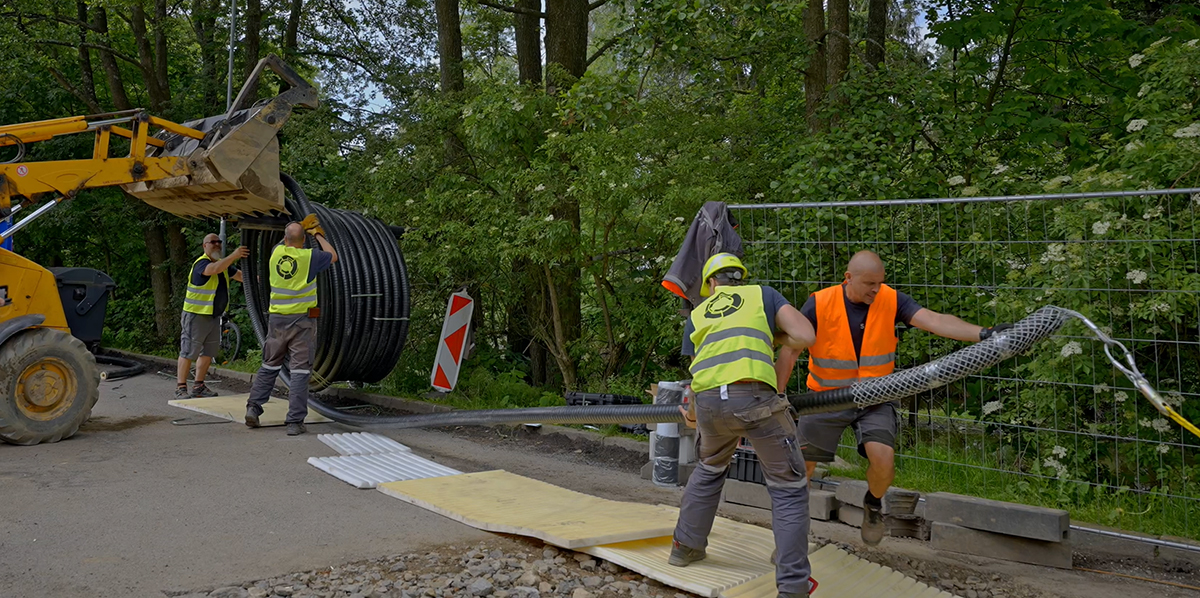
[806,284,898,391]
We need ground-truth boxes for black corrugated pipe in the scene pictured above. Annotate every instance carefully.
[239,174,411,391]
[307,307,1068,429]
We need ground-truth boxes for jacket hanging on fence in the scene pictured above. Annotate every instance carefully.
[663,201,743,308]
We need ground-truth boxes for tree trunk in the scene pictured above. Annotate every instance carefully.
[865,0,887,69]
[154,0,170,97]
[515,0,542,85]
[93,7,131,110]
[284,0,302,58]
[241,0,263,100]
[826,0,849,104]
[543,0,589,94]
[190,0,220,108]
[75,1,99,111]
[142,218,174,340]
[802,0,827,132]
[130,3,168,111]
[166,221,189,307]
[436,0,464,94]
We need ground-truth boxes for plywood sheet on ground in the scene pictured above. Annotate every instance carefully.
[168,394,330,426]
[377,470,677,548]
[720,544,953,598]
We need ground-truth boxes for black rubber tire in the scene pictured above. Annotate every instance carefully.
[0,328,100,445]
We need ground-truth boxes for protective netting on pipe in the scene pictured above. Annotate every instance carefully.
[240,174,411,391]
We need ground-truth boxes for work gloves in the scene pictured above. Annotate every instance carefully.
[979,323,1013,341]
[300,214,325,237]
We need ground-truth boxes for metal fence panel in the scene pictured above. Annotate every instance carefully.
[732,189,1200,540]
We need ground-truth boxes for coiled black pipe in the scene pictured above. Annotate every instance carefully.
[239,174,411,391]
[95,354,145,381]
[309,306,1068,429]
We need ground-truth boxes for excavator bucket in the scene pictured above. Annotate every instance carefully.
[122,55,318,219]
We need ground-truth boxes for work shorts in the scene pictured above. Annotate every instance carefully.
[798,401,899,462]
[179,312,220,360]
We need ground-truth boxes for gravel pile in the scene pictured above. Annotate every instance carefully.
[167,538,688,598]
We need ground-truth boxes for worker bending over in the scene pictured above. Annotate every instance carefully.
[670,253,819,597]
[245,216,338,436]
[777,250,1009,545]
[177,234,248,399]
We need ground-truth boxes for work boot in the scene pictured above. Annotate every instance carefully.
[245,405,262,428]
[286,422,307,436]
[777,578,818,597]
[174,385,190,400]
[190,381,217,398]
[667,539,705,567]
[861,491,886,546]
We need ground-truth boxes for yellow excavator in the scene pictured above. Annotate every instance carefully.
[0,55,317,445]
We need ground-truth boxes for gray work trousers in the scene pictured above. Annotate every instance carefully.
[673,381,811,594]
[247,313,316,424]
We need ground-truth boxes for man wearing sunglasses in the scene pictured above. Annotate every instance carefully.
[177,234,248,399]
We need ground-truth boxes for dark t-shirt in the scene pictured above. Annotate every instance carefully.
[308,249,333,282]
[191,260,239,316]
[801,286,923,359]
[681,285,790,357]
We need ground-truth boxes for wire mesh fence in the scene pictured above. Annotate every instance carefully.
[732,188,1200,540]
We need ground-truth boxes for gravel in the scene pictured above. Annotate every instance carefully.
[168,537,677,598]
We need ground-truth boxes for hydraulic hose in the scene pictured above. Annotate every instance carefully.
[95,354,146,381]
[239,174,411,391]
[309,306,1069,429]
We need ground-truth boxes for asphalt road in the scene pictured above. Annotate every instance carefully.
[0,371,681,598]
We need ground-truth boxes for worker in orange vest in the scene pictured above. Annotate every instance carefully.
[776,250,1010,546]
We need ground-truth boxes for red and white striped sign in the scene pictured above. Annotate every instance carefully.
[431,290,473,392]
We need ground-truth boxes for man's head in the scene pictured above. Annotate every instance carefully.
[843,250,886,304]
[700,253,748,298]
[202,233,222,259]
[284,222,306,247]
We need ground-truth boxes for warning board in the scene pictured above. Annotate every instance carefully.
[431,290,473,392]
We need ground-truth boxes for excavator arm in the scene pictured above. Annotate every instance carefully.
[0,54,317,238]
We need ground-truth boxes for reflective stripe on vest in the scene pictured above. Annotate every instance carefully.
[688,284,778,393]
[182,254,229,316]
[806,283,898,392]
[268,245,317,315]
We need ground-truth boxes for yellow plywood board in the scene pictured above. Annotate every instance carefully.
[377,470,677,548]
[168,394,330,426]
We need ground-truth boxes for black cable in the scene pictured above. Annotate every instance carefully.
[95,354,145,381]
[239,174,411,391]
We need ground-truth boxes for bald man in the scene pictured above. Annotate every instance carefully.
[177,234,248,399]
[776,251,1009,546]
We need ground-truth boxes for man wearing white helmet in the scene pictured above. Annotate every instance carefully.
[669,253,819,597]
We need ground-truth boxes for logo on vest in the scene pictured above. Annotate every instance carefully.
[704,292,744,318]
[276,255,299,280]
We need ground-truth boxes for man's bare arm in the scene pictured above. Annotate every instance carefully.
[909,308,984,342]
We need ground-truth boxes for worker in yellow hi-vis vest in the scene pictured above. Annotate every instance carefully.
[245,217,338,436]
[176,233,248,400]
[670,253,820,596]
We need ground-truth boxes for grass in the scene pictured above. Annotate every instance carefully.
[828,428,1200,541]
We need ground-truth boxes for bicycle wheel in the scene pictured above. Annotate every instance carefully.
[220,319,242,365]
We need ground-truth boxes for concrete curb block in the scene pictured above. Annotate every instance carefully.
[930,521,1073,569]
[925,491,1070,543]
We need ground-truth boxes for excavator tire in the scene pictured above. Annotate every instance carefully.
[0,327,100,445]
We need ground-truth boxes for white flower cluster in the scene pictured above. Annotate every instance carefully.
[1126,269,1148,284]
[1128,53,1145,68]
[1043,457,1068,478]
[1092,221,1111,235]
[982,401,1003,415]
[1143,206,1163,219]
[992,164,1009,175]
[1126,119,1149,132]
[1043,175,1072,189]
[1040,243,1067,264]
[544,214,555,222]
[1051,445,1068,458]
[1006,258,1029,270]
[1172,123,1200,138]
[1157,444,1172,455]
[1163,391,1185,407]
[534,184,545,192]
[1151,418,1172,433]
[948,175,966,186]
[1060,341,1083,357]
[1188,39,1199,48]
[1150,37,1171,49]
[1150,301,1171,314]
[1138,83,1152,98]
[1124,140,1143,152]
[1114,391,1128,404]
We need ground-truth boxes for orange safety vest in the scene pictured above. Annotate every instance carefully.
[806,284,898,392]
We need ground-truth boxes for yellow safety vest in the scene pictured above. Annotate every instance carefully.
[183,254,230,316]
[268,245,317,315]
[688,284,777,393]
